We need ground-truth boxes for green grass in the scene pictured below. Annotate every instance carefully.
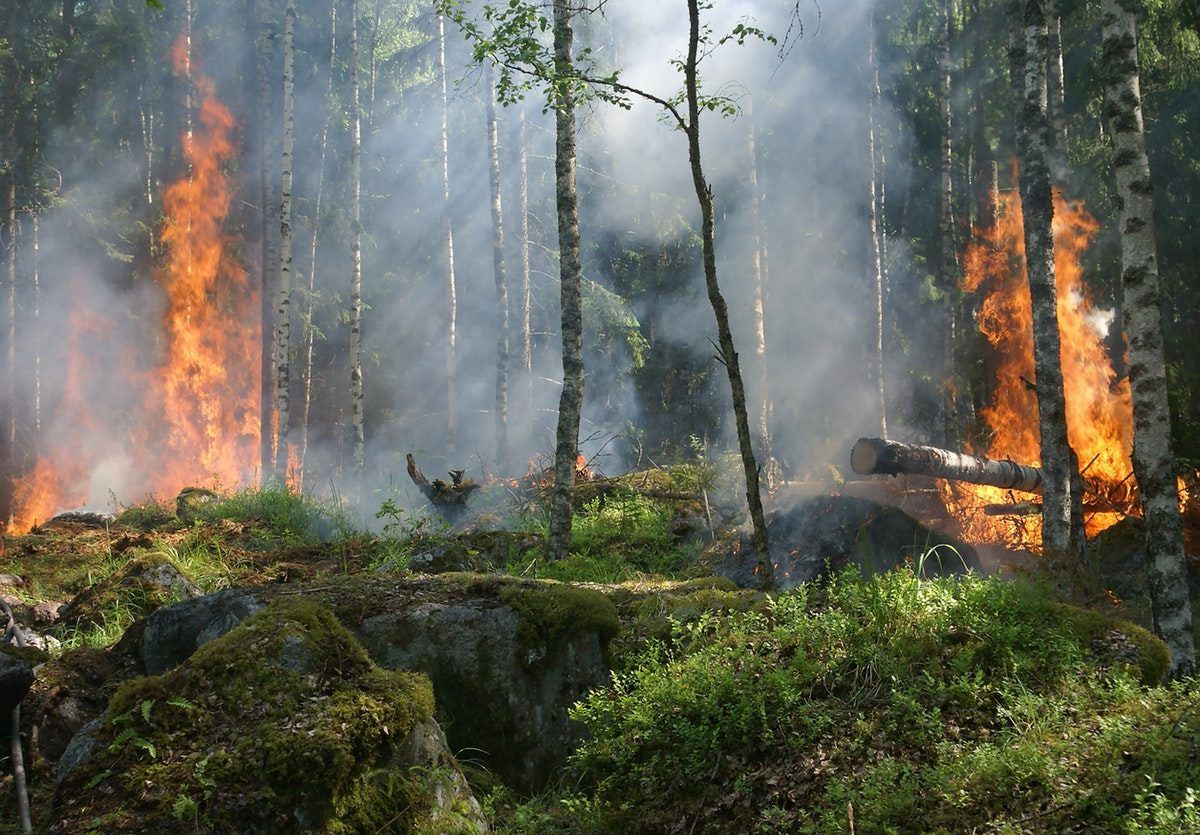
[189,486,359,545]
[492,570,1193,833]
[509,489,702,584]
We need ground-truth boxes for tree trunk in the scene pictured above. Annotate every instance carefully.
[970,0,995,229]
[1011,0,1078,557]
[867,6,888,439]
[257,0,277,480]
[518,108,533,421]
[349,0,365,478]
[299,0,338,487]
[745,95,775,462]
[484,62,510,474]
[2,5,16,522]
[30,214,38,443]
[437,13,459,456]
[851,437,1045,493]
[274,0,295,482]
[1046,0,1069,185]
[1102,0,1195,677]
[685,0,773,588]
[939,0,959,444]
[546,0,584,563]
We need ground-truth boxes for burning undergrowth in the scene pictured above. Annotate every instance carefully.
[9,40,259,534]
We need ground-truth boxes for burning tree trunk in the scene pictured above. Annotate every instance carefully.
[1010,0,1078,557]
[274,0,296,482]
[485,62,510,473]
[437,13,459,456]
[349,0,365,479]
[299,0,338,486]
[256,0,276,480]
[1102,0,1195,676]
[546,0,584,563]
[851,437,1044,493]
[684,0,773,588]
[867,5,888,439]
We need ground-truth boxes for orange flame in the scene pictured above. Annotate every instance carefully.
[8,37,259,532]
[945,184,1134,548]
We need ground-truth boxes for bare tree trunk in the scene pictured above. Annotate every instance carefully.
[939,0,959,444]
[437,13,459,456]
[30,214,38,443]
[744,95,775,464]
[257,0,277,480]
[685,0,773,588]
[1046,0,1069,185]
[970,0,995,229]
[349,0,365,479]
[1102,0,1195,677]
[2,6,16,522]
[867,6,888,439]
[274,0,295,482]
[546,0,584,563]
[484,62,510,473]
[1011,0,1078,557]
[518,108,533,422]
[299,0,338,487]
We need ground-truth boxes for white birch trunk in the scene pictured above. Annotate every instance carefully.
[349,0,365,477]
[868,6,888,440]
[274,0,295,482]
[485,62,510,473]
[437,13,459,456]
[1011,0,1078,557]
[1102,0,1195,677]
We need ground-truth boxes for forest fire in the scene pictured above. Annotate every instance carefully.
[7,40,258,533]
[942,186,1134,549]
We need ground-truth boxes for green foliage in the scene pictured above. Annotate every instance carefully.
[189,486,357,545]
[558,571,1191,833]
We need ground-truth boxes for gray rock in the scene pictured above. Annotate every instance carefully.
[0,573,25,588]
[140,589,264,674]
[56,714,104,786]
[0,651,34,714]
[359,595,610,793]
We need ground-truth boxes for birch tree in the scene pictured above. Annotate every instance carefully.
[2,3,16,521]
[437,12,459,455]
[485,62,510,473]
[746,95,776,460]
[274,0,295,481]
[257,0,277,480]
[939,0,958,443]
[1009,0,1078,557]
[867,5,887,439]
[349,0,365,478]
[299,0,338,484]
[1102,0,1195,677]
[1046,0,1068,185]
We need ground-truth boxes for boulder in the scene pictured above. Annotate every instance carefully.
[712,494,980,589]
[139,588,265,674]
[56,557,202,637]
[135,575,618,793]
[53,599,486,834]
[22,647,128,767]
[0,647,35,714]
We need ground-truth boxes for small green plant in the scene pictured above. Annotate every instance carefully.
[191,486,357,544]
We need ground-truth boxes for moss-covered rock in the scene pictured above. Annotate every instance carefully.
[1055,603,1171,684]
[55,556,200,636]
[52,599,484,834]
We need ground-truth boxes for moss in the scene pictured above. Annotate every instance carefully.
[58,598,436,833]
[114,501,178,532]
[1055,602,1171,684]
[498,581,620,668]
[0,644,50,666]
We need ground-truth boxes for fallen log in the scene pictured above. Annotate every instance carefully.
[851,437,1044,495]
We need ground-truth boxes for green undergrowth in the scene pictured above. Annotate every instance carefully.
[56,599,439,833]
[511,487,705,584]
[187,485,359,545]
[491,571,1194,834]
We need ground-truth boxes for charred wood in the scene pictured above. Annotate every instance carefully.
[851,437,1043,494]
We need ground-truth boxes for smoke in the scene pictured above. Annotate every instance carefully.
[6,0,938,527]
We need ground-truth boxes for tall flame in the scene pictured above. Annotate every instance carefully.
[945,184,1135,548]
[7,37,259,533]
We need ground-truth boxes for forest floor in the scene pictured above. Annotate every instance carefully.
[1,474,1198,832]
